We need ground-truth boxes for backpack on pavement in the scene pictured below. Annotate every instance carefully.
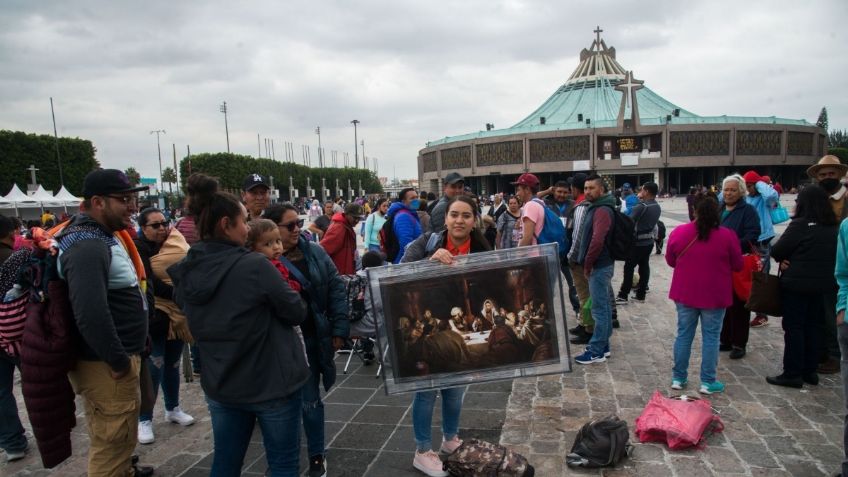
[530,198,569,257]
[566,414,632,468]
[603,206,635,261]
[339,274,367,322]
[445,438,535,477]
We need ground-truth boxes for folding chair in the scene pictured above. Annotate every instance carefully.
[342,336,378,374]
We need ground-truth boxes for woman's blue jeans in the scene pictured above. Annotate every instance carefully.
[412,386,466,452]
[206,391,302,477]
[673,303,726,384]
[0,351,27,453]
[302,346,325,459]
[140,335,184,421]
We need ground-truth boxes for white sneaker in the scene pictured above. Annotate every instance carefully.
[412,450,448,477]
[439,436,462,454]
[138,420,154,444]
[165,407,195,426]
[5,441,28,461]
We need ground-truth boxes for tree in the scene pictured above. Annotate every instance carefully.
[829,129,848,148]
[0,130,100,195]
[817,107,829,131]
[162,167,177,195]
[124,167,141,186]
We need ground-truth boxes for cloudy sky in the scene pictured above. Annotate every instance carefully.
[1,0,845,182]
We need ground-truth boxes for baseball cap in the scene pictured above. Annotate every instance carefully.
[742,170,762,184]
[242,173,269,192]
[444,172,465,185]
[82,169,149,199]
[344,203,365,219]
[511,173,540,189]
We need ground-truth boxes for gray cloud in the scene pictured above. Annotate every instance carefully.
[0,0,845,182]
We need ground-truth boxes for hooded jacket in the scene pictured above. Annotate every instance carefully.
[320,212,357,275]
[720,201,761,254]
[168,239,308,404]
[386,201,421,264]
[573,193,617,271]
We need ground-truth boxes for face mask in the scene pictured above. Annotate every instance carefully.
[820,178,841,193]
[409,199,420,210]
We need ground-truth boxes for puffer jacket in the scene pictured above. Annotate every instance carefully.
[770,217,838,293]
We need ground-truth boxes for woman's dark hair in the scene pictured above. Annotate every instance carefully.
[263,203,299,224]
[138,207,162,226]
[374,198,387,211]
[794,184,838,225]
[693,194,720,240]
[185,173,243,240]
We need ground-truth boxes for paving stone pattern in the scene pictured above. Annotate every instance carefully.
[3,195,845,476]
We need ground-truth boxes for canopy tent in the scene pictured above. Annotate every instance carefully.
[30,185,63,207]
[53,186,82,213]
[0,184,40,216]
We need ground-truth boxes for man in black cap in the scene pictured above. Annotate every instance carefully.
[242,173,270,219]
[62,169,154,476]
[427,172,465,233]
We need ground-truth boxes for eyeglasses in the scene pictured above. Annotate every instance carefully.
[105,195,135,205]
[145,222,170,230]
[278,219,304,232]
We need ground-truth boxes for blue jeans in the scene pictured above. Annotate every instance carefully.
[367,243,382,253]
[0,351,27,453]
[757,240,772,275]
[587,264,614,356]
[140,335,184,421]
[206,391,302,477]
[413,386,466,451]
[302,350,325,458]
[672,303,726,384]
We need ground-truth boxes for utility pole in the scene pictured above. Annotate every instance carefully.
[172,143,180,201]
[315,126,323,168]
[361,139,366,170]
[219,101,230,153]
[150,129,166,197]
[351,119,360,168]
[49,97,64,187]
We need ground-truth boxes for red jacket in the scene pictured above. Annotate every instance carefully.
[320,213,356,274]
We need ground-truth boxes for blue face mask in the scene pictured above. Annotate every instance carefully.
[409,199,421,210]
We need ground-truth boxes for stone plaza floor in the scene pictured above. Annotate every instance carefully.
[3,195,846,476]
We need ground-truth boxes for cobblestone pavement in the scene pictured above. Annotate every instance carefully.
[4,195,845,476]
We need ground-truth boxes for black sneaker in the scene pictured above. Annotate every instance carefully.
[363,352,376,365]
[569,325,584,335]
[309,455,327,477]
[612,318,620,329]
[132,463,155,477]
[569,328,593,344]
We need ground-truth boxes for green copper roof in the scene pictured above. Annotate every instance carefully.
[425,30,813,148]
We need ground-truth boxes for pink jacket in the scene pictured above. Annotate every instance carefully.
[666,222,743,309]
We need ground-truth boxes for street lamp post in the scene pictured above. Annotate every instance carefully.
[361,140,366,170]
[220,101,230,153]
[351,119,360,168]
[315,126,323,168]
[150,129,166,200]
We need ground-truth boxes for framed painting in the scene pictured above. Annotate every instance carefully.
[367,243,572,395]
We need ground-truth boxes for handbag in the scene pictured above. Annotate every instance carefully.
[746,271,782,316]
[770,204,790,224]
[635,391,723,450]
[731,253,761,301]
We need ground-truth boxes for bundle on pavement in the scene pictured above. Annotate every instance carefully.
[635,390,724,450]
[445,438,534,476]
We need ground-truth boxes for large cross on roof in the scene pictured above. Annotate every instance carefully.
[615,70,644,109]
[594,25,603,45]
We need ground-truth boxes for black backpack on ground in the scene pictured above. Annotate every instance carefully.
[566,415,632,468]
[445,438,534,476]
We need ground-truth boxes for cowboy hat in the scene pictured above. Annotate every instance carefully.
[807,155,848,178]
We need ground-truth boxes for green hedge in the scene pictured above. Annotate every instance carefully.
[828,147,848,164]
[180,153,383,197]
[0,130,100,195]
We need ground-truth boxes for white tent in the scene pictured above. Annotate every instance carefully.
[53,186,82,213]
[31,185,62,208]
[1,184,39,216]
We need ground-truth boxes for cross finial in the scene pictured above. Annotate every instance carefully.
[594,26,603,46]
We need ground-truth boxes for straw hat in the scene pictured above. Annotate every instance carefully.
[807,155,848,178]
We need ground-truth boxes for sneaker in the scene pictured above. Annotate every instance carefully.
[699,381,725,395]
[412,450,448,477]
[309,454,327,477]
[750,315,769,328]
[614,296,629,305]
[439,436,462,454]
[5,441,27,462]
[612,318,620,329]
[165,407,195,426]
[568,325,583,335]
[729,347,746,360]
[671,379,687,390]
[569,328,593,345]
[632,296,645,303]
[138,420,154,444]
[133,463,155,477]
[603,345,611,358]
[574,349,606,365]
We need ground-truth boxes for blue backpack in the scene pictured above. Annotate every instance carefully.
[530,198,569,257]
